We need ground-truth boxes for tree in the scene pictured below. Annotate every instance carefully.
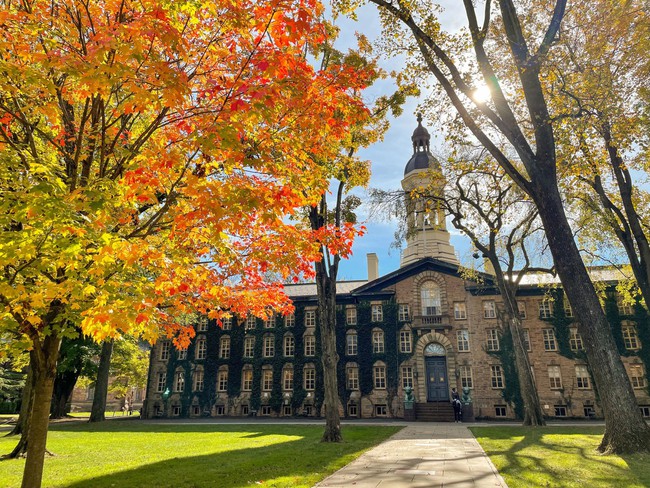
[51,334,98,419]
[541,0,650,308]
[0,1,373,486]
[108,337,149,406]
[306,36,405,442]
[339,0,650,452]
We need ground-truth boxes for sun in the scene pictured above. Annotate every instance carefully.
[472,85,491,103]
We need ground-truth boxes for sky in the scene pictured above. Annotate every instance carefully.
[327,2,474,281]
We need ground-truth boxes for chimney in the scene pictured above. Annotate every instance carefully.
[367,253,379,281]
[483,257,495,276]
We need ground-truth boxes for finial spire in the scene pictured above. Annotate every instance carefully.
[416,112,423,124]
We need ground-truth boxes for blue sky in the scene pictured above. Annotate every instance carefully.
[329,2,474,281]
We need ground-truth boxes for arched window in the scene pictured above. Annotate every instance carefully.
[174,368,185,392]
[372,329,384,354]
[373,361,386,389]
[284,334,295,357]
[421,281,441,316]
[424,342,446,356]
[346,330,358,356]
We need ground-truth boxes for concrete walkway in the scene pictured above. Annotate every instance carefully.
[314,423,507,488]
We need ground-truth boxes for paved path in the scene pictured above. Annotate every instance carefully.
[314,423,507,488]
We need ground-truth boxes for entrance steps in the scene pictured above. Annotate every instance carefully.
[414,402,455,422]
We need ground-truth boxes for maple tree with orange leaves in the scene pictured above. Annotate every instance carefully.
[0,1,375,486]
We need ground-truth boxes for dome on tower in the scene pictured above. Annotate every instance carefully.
[404,113,440,175]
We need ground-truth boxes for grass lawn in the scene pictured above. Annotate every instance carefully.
[0,421,400,488]
[471,426,650,488]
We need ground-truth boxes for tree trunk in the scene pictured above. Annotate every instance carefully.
[21,334,61,488]
[534,178,650,453]
[50,370,80,419]
[316,266,342,442]
[89,339,114,423]
[497,279,546,426]
[2,366,34,459]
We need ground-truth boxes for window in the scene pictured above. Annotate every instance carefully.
[304,367,316,390]
[575,365,590,389]
[401,366,413,388]
[241,405,249,416]
[371,304,384,322]
[454,302,467,320]
[563,295,573,317]
[483,301,496,319]
[548,365,562,389]
[398,304,410,322]
[283,368,293,390]
[177,348,187,360]
[421,281,441,316]
[486,329,500,351]
[517,301,527,319]
[222,316,232,330]
[172,405,181,416]
[263,335,275,358]
[623,324,640,350]
[542,329,557,351]
[520,329,531,351]
[539,299,553,319]
[156,372,166,393]
[374,363,386,389]
[159,341,170,361]
[346,365,359,390]
[584,404,596,418]
[285,313,295,327]
[195,338,207,360]
[260,405,272,416]
[346,331,358,356]
[346,307,357,326]
[174,371,185,392]
[459,365,473,389]
[305,310,316,327]
[618,295,633,316]
[491,365,504,388]
[348,404,358,417]
[193,370,204,392]
[569,328,583,351]
[284,335,295,357]
[219,336,231,359]
[245,315,256,330]
[554,405,567,417]
[640,406,650,418]
[630,364,645,389]
[262,369,273,391]
[242,369,252,391]
[375,404,388,416]
[191,405,201,416]
[197,316,208,332]
[372,329,385,353]
[457,330,470,352]
[304,335,316,356]
[217,370,228,392]
[283,405,292,416]
[495,405,507,417]
[243,336,255,358]
[400,330,412,353]
[264,314,275,328]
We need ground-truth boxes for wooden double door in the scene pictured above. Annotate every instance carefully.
[425,356,449,402]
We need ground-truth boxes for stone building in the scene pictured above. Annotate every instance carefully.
[143,117,650,421]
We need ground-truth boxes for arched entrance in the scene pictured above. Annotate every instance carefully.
[424,342,449,401]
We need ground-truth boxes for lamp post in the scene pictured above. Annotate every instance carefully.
[161,388,171,418]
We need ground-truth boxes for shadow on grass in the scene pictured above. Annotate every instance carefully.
[471,426,650,487]
[59,429,388,488]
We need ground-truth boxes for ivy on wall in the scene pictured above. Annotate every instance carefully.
[488,325,524,419]
[161,296,412,418]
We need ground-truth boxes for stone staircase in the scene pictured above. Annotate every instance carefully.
[414,402,455,422]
